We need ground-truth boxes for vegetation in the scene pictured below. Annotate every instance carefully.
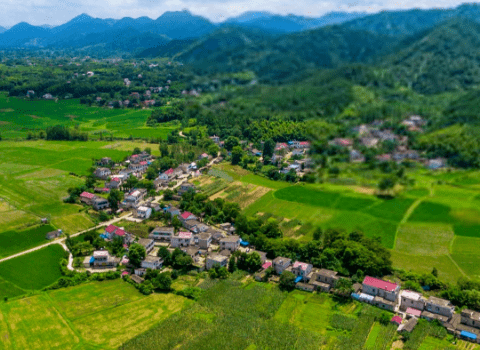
[0,224,56,258]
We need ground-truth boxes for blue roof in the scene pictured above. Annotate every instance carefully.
[100,234,108,239]
[461,331,477,340]
[295,276,303,283]
[351,293,360,300]
[240,241,249,246]
[90,256,95,263]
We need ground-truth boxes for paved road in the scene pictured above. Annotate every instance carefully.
[0,214,131,264]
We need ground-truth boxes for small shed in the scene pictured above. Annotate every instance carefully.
[391,316,403,325]
[460,330,477,341]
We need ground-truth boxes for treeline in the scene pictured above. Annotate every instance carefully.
[46,125,88,141]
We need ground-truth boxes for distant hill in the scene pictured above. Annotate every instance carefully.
[148,10,215,39]
[139,39,196,58]
[383,18,480,93]
[0,26,5,34]
[0,22,51,47]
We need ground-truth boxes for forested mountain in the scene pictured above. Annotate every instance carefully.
[0,26,6,34]
[383,18,480,94]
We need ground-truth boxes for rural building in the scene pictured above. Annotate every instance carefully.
[362,276,400,302]
[219,235,240,252]
[291,261,313,281]
[165,206,181,218]
[206,254,228,270]
[134,268,146,276]
[107,177,122,189]
[273,257,292,275]
[141,256,163,270]
[46,229,62,240]
[84,250,120,268]
[178,183,196,196]
[296,283,315,292]
[80,191,96,205]
[171,232,193,248]
[158,168,175,181]
[94,167,111,179]
[252,251,267,264]
[179,211,197,223]
[135,206,152,219]
[149,226,174,241]
[309,269,339,292]
[421,296,455,323]
[137,238,155,254]
[93,197,109,211]
[461,310,480,329]
[130,275,144,284]
[197,232,212,249]
[124,189,146,207]
[128,161,148,173]
[400,290,425,311]
[99,157,112,166]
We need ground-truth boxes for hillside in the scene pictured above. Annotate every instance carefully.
[383,18,480,93]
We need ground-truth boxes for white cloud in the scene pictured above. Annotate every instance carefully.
[0,0,477,27]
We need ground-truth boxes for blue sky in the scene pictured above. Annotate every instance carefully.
[0,0,475,27]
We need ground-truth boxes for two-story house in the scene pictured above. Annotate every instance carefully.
[124,189,147,207]
[206,254,228,270]
[137,238,155,254]
[291,261,313,282]
[149,226,174,241]
[84,250,120,269]
[93,197,109,211]
[141,256,163,270]
[400,290,426,312]
[362,276,400,311]
[197,232,212,249]
[461,309,480,329]
[273,257,292,275]
[94,167,112,179]
[421,296,455,323]
[179,211,197,223]
[135,206,152,219]
[128,161,148,173]
[219,235,240,252]
[80,191,96,205]
[170,232,193,248]
[309,269,340,292]
[107,177,122,189]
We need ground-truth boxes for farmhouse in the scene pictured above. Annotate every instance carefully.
[128,161,148,173]
[362,276,400,311]
[107,177,122,189]
[130,275,144,284]
[273,257,292,275]
[309,269,339,292]
[197,232,212,249]
[461,310,480,330]
[99,157,112,166]
[206,254,228,270]
[291,261,313,282]
[179,211,197,223]
[165,206,181,218]
[135,206,152,219]
[124,189,147,207]
[141,256,163,270]
[137,238,154,254]
[93,197,109,211]
[80,191,96,205]
[171,232,193,248]
[400,290,426,311]
[84,250,120,268]
[150,226,174,241]
[158,168,176,181]
[422,296,455,322]
[46,229,62,240]
[219,235,240,252]
[94,167,111,179]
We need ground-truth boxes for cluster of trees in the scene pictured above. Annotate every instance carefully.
[157,246,194,270]
[132,269,173,295]
[46,125,88,141]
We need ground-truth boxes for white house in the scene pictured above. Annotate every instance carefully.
[94,167,112,179]
[170,232,193,248]
[141,256,163,270]
[137,238,155,254]
[206,254,228,270]
[219,235,240,252]
[135,206,152,219]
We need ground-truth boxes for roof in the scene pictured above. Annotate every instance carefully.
[152,226,174,233]
[93,250,109,258]
[105,224,118,234]
[177,232,192,239]
[461,331,478,340]
[262,262,272,270]
[137,206,149,211]
[427,296,452,307]
[140,161,148,165]
[293,261,311,271]
[317,269,338,278]
[144,256,162,263]
[180,211,194,219]
[137,238,153,247]
[208,254,228,262]
[130,275,144,284]
[363,276,398,292]
[294,276,303,283]
[164,168,174,175]
[391,316,403,325]
[115,229,126,236]
[80,191,95,199]
[402,290,423,301]
[198,232,212,240]
[220,235,240,243]
[401,318,418,332]
[406,307,422,317]
[273,257,292,265]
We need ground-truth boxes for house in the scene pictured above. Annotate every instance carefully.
[427,158,446,170]
[198,153,209,160]
[179,211,197,222]
[400,290,425,311]
[309,269,339,292]
[26,90,35,98]
[84,250,120,268]
[104,224,118,239]
[398,317,418,333]
[183,220,208,233]
[296,283,315,292]
[376,154,392,162]
[100,157,112,166]
[124,189,147,207]
[219,223,235,234]
[107,177,122,189]
[291,149,305,157]
[94,187,110,194]
[210,135,220,144]
[135,206,152,219]
[360,137,379,148]
[206,254,228,270]
[197,232,212,249]
[331,138,353,148]
[149,226,174,241]
[134,268,146,276]
[104,225,131,243]
[43,93,54,99]
[421,296,455,322]
[128,161,148,173]
[461,310,480,329]
[219,235,240,252]
[350,150,365,163]
[158,168,175,181]
[165,206,181,218]
[391,316,403,326]
[154,178,166,191]
[362,276,400,311]
[141,256,163,270]
[94,167,111,179]
[93,197,109,211]
[178,183,196,196]
[171,232,193,248]
[46,229,62,240]
[291,261,313,281]
[273,257,292,275]
[80,192,96,205]
[137,238,154,254]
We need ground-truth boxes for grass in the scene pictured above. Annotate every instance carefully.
[395,223,454,256]
[0,277,26,299]
[0,279,191,350]
[0,244,64,291]
[408,201,454,223]
[451,236,480,278]
[0,224,56,258]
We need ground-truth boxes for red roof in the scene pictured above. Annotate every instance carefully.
[293,261,310,271]
[131,154,139,158]
[140,161,148,165]
[121,271,129,276]
[363,276,399,292]
[262,262,272,270]
[406,307,422,317]
[299,141,310,146]
[112,177,120,182]
[80,191,95,199]
[178,232,192,239]
[164,168,174,175]
[102,188,110,192]
[115,229,126,236]
[391,316,402,325]
[180,211,194,219]
[105,224,118,234]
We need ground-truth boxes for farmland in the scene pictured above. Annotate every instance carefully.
[0,93,176,140]
[0,224,56,258]
[0,279,190,350]
[202,164,480,283]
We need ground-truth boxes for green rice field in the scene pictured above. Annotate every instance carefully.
[0,224,56,258]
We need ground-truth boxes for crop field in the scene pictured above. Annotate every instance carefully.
[0,93,175,139]
[0,244,64,292]
[0,224,56,258]
[0,280,190,350]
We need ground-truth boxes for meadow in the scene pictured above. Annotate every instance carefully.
[0,279,190,350]
[206,165,480,283]
[0,244,64,292]
[0,93,176,140]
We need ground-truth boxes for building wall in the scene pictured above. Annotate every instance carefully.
[401,297,425,311]
[426,303,454,318]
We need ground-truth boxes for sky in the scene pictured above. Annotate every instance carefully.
[0,0,476,27]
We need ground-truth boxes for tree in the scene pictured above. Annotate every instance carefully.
[163,189,174,200]
[108,189,123,212]
[335,278,354,295]
[128,243,146,268]
[285,169,297,182]
[154,272,172,291]
[224,136,239,151]
[208,144,219,158]
[378,177,396,192]
[263,139,275,159]
[171,215,182,230]
[279,271,296,291]
[157,246,171,265]
[228,256,237,273]
[313,227,323,241]
[432,267,439,277]
[159,143,169,157]
[231,146,243,165]
[245,252,262,273]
